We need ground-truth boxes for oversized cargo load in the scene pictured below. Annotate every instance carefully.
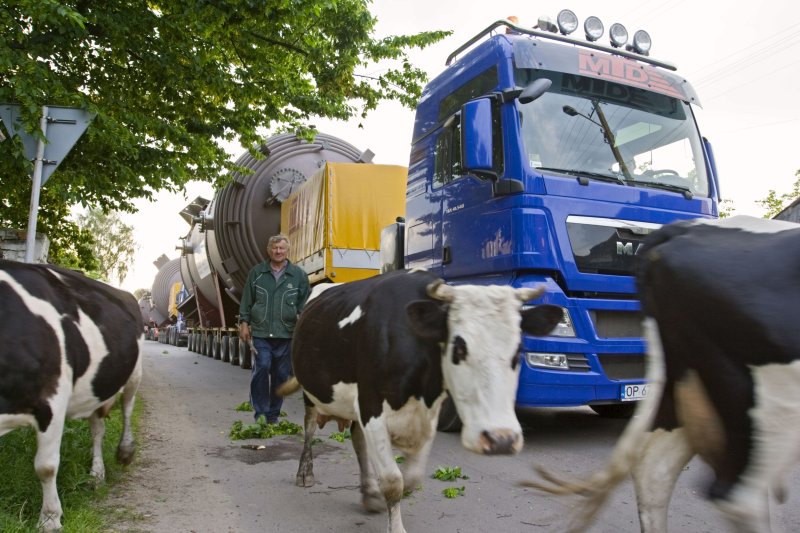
[281,162,407,284]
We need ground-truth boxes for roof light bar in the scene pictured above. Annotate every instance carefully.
[631,30,652,54]
[537,15,558,34]
[584,16,604,41]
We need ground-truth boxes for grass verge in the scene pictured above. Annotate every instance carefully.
[0,393,144,532]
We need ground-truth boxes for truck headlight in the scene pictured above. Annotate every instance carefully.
[557,9,579,35]
[632,30,652,54]
[526,352,568,369]
[609,23,628,48]
[522,305,577,337]
[584,16,604,41]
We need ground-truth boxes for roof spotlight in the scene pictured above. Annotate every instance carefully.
[557,9,579,35]
[609,23,628,48]
[537,15,559,33]
[632,30,652,54]
[584,16,604,41]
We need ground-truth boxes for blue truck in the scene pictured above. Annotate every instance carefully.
[381,14,719,429]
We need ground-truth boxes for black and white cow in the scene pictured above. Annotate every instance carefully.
[0,260,143,531]
[279,269,562,533]
[528,216,800,533]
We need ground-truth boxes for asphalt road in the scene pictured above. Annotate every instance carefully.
[119,340,800,533]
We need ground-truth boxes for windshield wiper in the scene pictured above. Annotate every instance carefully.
[537,167,626,186]
[626,179,694,199]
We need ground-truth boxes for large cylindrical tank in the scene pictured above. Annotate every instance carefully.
[151,258,182,318]
[186,132,364,305]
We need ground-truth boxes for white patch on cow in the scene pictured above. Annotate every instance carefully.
[719,360,800,530]
[631,428,695,532]
[0,414,38,437]
[304,382,359,422]
[46,268,67,283]
[691,215,799,234]
[308,282,341,303]
[338,305,362,329]
[67,308,113,419]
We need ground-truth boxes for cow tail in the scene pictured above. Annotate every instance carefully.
[277,377,302,397]
[522,317,667,533]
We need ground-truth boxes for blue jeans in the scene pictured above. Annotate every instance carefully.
[250,337,293,422]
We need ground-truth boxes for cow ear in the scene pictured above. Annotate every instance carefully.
[521,305,564,337]
[405,300,448,342]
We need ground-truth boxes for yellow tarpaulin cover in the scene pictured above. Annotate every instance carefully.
[281,163,407,280]
[168,282,182,318]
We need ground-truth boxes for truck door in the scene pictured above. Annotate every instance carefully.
[438,104,503,279]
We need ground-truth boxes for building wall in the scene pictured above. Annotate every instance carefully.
[0,227,50,263]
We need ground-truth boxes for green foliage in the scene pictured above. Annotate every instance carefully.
[329,428,352,442]
[75,208,138,284]
[442,486,465,498]
[395,454,406,464]
[755,172,800,218]
[0,394,142,532]
[430,465,469,481]
[0,1,450,261]
[718,198,736,219]
[228,416,302,440]
[234,401,254,412]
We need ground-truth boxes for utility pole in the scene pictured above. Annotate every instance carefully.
[24,106,49,263]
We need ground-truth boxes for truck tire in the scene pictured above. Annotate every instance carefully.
[212,337,220,360]
[201,336,208,356]
[221,336,230,362]
[240,338,252,370]
[590,403,636,419]
[230,337,240,366]
[190,333,196,352]
[437,395,463,432]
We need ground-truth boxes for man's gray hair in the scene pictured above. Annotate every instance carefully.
[268,233,291,250]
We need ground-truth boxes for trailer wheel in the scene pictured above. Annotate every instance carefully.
[221,336,230,362]
[189,333,195,352]
[213,337,222,360]
[240,338,252,370]
[590,403,636,419]
[200,336,207,356]
[436,395,463,432]
[230,337,240,366]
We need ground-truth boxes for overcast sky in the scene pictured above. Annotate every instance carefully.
[117,0,800,292]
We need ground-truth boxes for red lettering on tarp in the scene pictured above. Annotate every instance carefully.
[578,50,684,99]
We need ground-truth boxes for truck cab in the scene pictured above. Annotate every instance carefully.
[399,18,719,420]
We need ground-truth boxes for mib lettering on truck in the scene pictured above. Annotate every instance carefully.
[577,49,683,99]
[616,242,645,256]
[445,204,465,214]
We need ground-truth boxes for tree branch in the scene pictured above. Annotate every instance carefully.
[248,32,308,56]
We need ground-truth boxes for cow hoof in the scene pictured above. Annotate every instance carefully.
[296,473,315,487]
[116,444,135,465]
[38,516,62,532]
[362,492,386,513]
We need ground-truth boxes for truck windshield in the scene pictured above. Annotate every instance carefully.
[515,68,709,197]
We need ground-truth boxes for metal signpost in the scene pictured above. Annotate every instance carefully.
[0,104,95,262]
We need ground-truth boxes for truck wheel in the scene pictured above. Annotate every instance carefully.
[190,333,196,352]
[201,336,208,356]
[230,337,240,366]
[240,339,252,370]
[221,336,230,362]
[436,395,463,432]
[210,337,219,360]
[590,403,636,419]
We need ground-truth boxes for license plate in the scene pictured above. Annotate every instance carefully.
[620,384,650,401]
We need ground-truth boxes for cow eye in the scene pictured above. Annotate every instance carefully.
[452,335,468,365]
[511,343,524,370]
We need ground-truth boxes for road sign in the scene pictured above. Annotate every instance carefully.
[0,104,95,186]
[0,104,95,262]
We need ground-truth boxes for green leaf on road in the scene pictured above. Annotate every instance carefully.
[235,401,254,412]
[431,466,469,481]
[329,429,351,442]
[395,455,406,463]
[442,487,465,498]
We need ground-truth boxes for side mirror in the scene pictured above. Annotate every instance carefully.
[379,218,405,274]
[461,99,494,176]
[519,79,552,104]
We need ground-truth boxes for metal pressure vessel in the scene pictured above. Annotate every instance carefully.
[186,132,367,305]
[151,257,182,318]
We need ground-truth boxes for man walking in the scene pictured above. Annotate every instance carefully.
[239,234,310,424]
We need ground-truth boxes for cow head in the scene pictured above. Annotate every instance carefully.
[406,280,563,455]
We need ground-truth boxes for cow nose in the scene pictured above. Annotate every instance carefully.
[480,430,520,455]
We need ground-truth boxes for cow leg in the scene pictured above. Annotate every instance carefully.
[351,422,385,512]
[401,417,437,491]
[296,400,317,487]
[362,417,406,533]
[117,355,142,465]
[88,409,106,481]
[631,427,695,533]
[35,410,66,531]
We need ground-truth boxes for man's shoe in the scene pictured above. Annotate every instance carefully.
[267,418,278,425]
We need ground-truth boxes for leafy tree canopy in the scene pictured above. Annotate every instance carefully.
[76,207,138,285]
[0,0,450,267]
[756,171,800,219]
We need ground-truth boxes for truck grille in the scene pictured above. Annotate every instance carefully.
[597,354,646,380]
[566,354,591,372]
[566,216,661,276]
[589,310,643,338]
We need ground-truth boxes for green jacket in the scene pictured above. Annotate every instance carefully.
[238,260,310,339]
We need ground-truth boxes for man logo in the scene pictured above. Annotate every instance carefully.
[616,242,644,255]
